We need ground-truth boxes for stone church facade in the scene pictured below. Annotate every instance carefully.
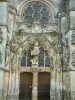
[0,0,75,100]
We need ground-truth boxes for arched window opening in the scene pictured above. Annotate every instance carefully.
[20,47,50,67]
[24,2,49,25]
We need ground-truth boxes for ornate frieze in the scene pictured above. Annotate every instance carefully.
[16,23,58,35]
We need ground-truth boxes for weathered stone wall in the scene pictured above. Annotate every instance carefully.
[0,1,8,100]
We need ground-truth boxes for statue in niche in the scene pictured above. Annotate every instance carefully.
[71,30,75,44]
[0,28,3,44]
[31,41,40,67]
[72,51,75,66]
[31,41,40,56]
[0,51,2,64]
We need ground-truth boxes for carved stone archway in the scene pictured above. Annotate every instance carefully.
[4,30,62,100]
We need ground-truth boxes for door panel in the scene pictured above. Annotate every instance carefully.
[19,72,32,100]
[38,72,50,100]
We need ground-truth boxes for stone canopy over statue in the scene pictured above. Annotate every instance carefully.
[31,41,40,67]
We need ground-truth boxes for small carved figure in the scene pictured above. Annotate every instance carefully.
[31,41,40,67]
[31,57,38,66]
[31,41,40,56]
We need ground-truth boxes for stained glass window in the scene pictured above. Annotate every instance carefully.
[38,48,44,66]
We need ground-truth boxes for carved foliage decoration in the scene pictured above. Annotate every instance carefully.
[72,51,75,66]
[16,23,58,35]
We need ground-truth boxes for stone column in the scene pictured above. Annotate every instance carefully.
[50,70,56,100]
[15,67,19,100]
[32,72,38,100]
[31,41,39,100]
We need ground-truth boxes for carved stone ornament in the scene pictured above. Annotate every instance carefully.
[10,38,19,53]
[71,30,75,44]
[0,28,3,44]
[72,51,75,66]
[31,41,40,67]
[16,23,58,35]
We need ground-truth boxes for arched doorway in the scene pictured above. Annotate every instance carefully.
[38,72,50,100]
[19,72,33,100]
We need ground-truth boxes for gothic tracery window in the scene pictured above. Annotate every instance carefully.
[24,2,49,25]
[21,47,50,67]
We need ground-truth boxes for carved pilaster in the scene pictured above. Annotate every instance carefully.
[32,72,38,100]
[3,72,9,100]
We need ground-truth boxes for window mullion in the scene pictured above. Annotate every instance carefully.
[26,51,28,67]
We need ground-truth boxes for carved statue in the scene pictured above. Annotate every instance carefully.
[31,57,38,66]
[31,41,40,56]
[31,41,40,67]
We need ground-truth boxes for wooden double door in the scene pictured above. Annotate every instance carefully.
[19,72,50,100]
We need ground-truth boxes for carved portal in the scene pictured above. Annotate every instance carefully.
[4,21,62,100]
